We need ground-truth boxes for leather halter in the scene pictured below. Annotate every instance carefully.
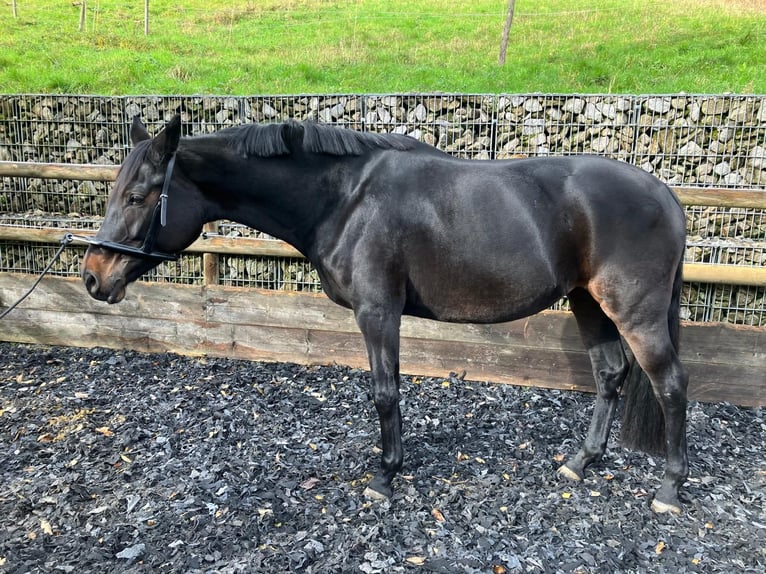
[66,154,179,262]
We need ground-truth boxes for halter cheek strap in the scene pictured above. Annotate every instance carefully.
[65,154,179,262]
[159,154,175,227]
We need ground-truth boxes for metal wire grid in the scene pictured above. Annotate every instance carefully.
[216,221,273,240]
[495,94,637,160]
[633,95,766,188]
[0,95,127,164]
[218,255,322,292]
[0,240,204,286]
[3,92,765,172]
[0,214,102,230]
[0,241,82,278]
[685,205,766,268]
[363,94,495,159]
[141,255,204,286]
[122,94,369,137]
[687,206,766,240]
[0,177,110,218]
[682,282,765,325]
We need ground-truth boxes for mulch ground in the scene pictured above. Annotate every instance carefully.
[0,342,763,573]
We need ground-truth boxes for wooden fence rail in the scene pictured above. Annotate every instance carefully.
[2,161,766,287]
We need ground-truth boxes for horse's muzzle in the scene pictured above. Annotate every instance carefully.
[81,251,128,304]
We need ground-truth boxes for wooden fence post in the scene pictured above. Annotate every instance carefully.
[499,0,516,65]
[203,221,219,286]
[79,1,86,32]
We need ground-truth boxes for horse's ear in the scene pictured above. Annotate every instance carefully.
[151,115,182,161]
[130,115,151,144]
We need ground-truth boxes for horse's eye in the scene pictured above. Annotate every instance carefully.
[128,194,145,206]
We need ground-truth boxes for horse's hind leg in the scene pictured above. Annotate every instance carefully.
[559,288,629,481]
[619,324,688,513]
[590,266,689,513]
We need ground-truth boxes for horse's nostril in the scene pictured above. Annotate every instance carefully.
[83,270,99,293]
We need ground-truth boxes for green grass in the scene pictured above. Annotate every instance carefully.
[1,0,764,95]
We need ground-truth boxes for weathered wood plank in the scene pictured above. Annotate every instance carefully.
[0,273,203,322]
[0,161,118,181]
[0,275,763,406]
[683,263,766,288]
[673,188,766,209]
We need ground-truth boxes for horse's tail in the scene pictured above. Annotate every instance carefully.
[620,256,684,456]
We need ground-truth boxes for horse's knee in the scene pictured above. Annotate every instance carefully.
[373,385,400,415]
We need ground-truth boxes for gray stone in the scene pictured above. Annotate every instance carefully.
[562,98,584,114]
[583,103,602,122]
[713,161,731,176]
[521,118,546,135]
[645,97,671,114]
[678,140,705,156]
[591,135,611,153]
[524,99,543,112]
[413,103,428,122]
[749,146,766,170]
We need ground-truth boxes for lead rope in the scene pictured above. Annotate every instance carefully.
[0,234,73,320]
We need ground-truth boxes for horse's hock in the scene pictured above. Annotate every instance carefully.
[0,93,764,407]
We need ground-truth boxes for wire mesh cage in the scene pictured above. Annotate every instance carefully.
[2,95,127,164]
[218,254,321,291]
[495,94,638,160]
[682,282,765,325]
[1,93,765,324]
[633,95,766,188]
[0,239,204,287]
[245,94,367,130]
[364,94,495,159]
[0,241,83,278]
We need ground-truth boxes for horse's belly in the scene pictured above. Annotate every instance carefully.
[404,271,565,324]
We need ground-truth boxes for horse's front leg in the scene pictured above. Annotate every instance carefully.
[354,304,403,500]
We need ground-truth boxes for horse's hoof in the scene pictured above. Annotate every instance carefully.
[650,498,682,515]
[363,486,390,501]
[557,464,583,482]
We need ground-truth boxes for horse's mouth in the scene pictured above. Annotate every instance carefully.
[82,268,127,304]
[106,283,127,304]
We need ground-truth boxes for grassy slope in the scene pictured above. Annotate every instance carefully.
[0,0,764,95]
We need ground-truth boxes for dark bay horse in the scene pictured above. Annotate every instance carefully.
[81,116,689,514]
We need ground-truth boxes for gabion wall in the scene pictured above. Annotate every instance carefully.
[0,94,764,325]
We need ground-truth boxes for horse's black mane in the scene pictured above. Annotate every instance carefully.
[213,120,418,158]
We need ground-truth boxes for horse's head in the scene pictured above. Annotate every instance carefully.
[81,116,203,303]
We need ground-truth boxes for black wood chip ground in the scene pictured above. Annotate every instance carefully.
[0,342,764,573]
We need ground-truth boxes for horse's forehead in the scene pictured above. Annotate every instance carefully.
[117,158,163,191]
[139,162,165,186]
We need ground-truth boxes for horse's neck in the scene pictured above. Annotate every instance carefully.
[179,140,340,253]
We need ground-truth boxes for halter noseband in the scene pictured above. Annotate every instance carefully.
[66,154,179,262]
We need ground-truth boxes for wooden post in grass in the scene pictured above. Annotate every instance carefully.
[12,0,18,18]
[499,0,516,65]
[79,1,86,32]
[144,0,150,35]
